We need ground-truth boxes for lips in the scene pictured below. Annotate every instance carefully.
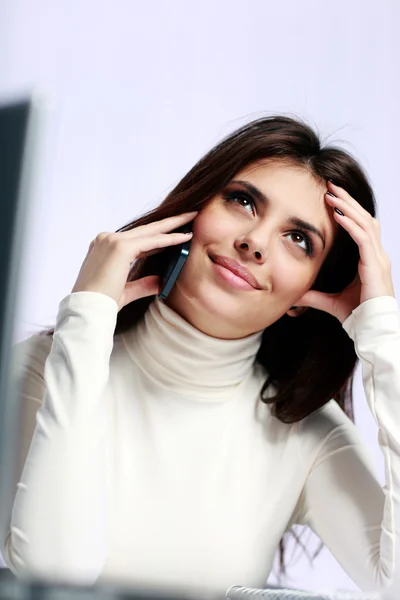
[210,255,262,289]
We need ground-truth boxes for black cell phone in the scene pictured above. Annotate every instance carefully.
[158,222,193,300]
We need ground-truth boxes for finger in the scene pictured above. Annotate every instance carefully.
[137,246,165,258]
[130,232,192,263]
[121,211,198,238]
[327,182,382,241]
[130,231,193,259]
[327,182,380,230]
[373,218,382,239]
[325,193,382,255]
[332,209,381,265]
[325,190,374,230]
[327,181,366,217]
[135,240,186,260]
[121,276,160,308]
[295,289,337,315]
[125,275,160,297]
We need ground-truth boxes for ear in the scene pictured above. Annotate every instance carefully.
[286,306,309,317]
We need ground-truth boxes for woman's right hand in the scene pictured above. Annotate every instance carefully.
[71,211,197,311]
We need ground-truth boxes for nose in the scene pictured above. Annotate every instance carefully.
[234,232,268,263]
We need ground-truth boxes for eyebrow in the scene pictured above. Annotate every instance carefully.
[230,179,326,250]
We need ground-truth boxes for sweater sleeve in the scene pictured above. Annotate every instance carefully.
[294,296,400,592]
[0,291,118,584]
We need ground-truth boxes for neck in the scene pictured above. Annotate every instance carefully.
[121,296,264,401]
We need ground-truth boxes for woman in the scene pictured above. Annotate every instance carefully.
[1,116,398,598]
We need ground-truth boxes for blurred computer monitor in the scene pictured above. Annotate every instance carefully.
[0,95,43,545]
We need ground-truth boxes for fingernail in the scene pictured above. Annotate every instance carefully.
[334,208,344,216]
[326,191,336,198]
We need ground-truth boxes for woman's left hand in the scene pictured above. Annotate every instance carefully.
[294,181,396,325]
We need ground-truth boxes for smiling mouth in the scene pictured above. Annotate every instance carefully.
[209,256,259,291]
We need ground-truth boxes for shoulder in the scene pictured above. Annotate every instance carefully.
[296,400,366,466]
[11,333,54,383]
[300,399,352,436]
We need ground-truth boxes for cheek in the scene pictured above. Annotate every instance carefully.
[269,249,316,295]
[193,207,235,243]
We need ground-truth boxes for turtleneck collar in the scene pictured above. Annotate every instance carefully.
[122,295,263,400]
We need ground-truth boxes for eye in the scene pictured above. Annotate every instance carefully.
[223,190,255,214]
[286,231,314,257]
[223,188,314,257]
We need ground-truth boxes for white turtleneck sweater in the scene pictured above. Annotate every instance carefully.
[1,292,400,598]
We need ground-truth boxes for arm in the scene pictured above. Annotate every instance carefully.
[0,291,118,584]
[295,296,400,592]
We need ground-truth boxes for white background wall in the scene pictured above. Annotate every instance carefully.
[1,0,399,593]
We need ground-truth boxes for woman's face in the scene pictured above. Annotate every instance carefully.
[166,160,339,339]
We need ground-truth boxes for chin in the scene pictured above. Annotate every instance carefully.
[177,277,250,325]
[168,252,256,328]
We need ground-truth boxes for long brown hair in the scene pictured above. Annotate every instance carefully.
[38,115,376,581]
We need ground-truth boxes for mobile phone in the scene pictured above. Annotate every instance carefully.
[158,222,193,300]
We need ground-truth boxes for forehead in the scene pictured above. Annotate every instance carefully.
[235,160,325,199]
